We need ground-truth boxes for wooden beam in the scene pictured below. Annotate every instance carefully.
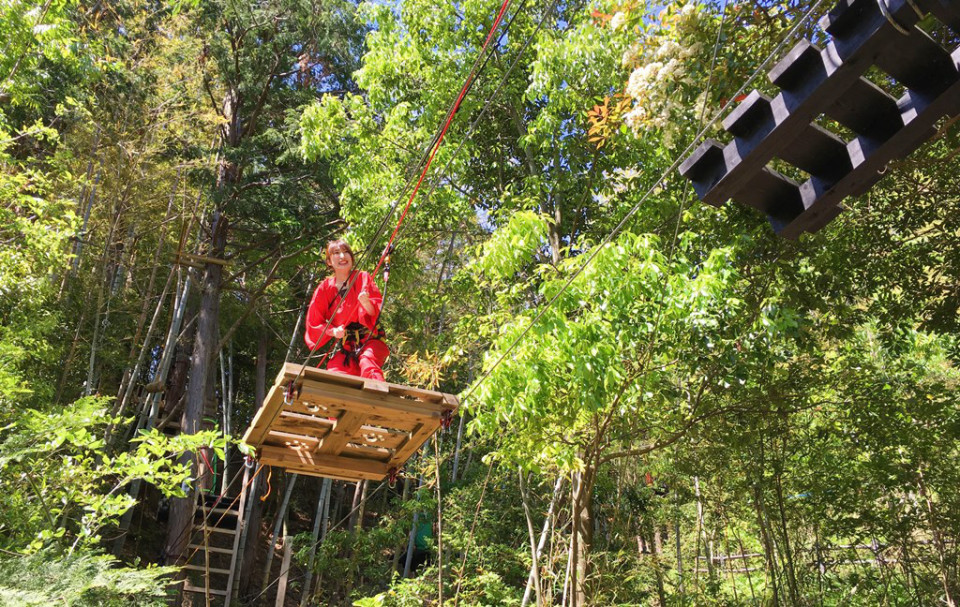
[299,383,442,425]
[259,445,392,481]
[387,422,435,469]
[316,410,366,455]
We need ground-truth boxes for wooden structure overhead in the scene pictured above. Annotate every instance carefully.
[680,0,960,239]
[243,363,459,482]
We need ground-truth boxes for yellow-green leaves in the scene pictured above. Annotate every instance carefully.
[473,211,550,283]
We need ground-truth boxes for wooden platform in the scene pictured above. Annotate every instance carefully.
[680,0,960,238]
[242,363,459,482]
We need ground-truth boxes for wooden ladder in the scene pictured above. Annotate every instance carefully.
[181,463,250,606]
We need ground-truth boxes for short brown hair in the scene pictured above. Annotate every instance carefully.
[325,239,355,268]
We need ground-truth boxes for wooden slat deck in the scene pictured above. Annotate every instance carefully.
[679,0,960,238]
[242,363,459,482]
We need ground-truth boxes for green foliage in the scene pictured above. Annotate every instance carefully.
[472,211,550,282]
[0,547,174,606]
[0,121,77,409]
[0,396,225,551]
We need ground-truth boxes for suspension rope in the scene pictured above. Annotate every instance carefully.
[285,0,516,393]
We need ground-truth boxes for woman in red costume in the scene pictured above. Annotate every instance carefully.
[304,239,389,381]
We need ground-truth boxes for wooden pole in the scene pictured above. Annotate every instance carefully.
[275,521,293,607]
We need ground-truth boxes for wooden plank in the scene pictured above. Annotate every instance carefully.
[183,584,228,596]
[343,442,394,461]
[283,397,338,418]
[873,24,957,95]
[270,414,333,440]
[352,426,408,451]
[263,429,321,449]
[287,362,449,403]
[242,380,287,447]
[259,445,392,481]
[182,564,231,575]
[732,167,805,218]
[679,140,728,204]
[824,77,901,139]
[820,0,919,42]
[363,379,390,393]
[317,410,366,455]
[299,384,442,425]
[388,422,436,469]
[188,544,235,555]
[778,123,850,181]
[310,379,452,417]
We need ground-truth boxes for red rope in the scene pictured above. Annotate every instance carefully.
[369,0,512,279]
[298,0,512,366]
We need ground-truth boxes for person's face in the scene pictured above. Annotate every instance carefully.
[327,246,353,272]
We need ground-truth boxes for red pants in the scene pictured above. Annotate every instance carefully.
[326,339,389,381]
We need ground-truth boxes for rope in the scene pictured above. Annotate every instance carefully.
[286,0,517,393]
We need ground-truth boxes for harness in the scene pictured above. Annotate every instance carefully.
[338,322,387,366]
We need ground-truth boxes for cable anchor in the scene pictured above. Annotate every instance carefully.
[441,409,454,431]
[387,467,399,488]
[283,380,300,406]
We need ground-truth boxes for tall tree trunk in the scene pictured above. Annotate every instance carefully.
[112,273,192,556]
[84,197,123,396]
[521,476,563,607]
[773,469,800,605]
[918,467,958,607]
[570,466,596,607]
[164,210,229,566]
[262,474,298,593]
[753,484,781,606]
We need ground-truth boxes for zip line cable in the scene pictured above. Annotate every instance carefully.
[453,2,827,600]
[459,0,830,409]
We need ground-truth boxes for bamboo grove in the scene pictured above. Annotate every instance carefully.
[1,0,958,605]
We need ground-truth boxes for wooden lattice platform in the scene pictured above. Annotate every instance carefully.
[242,363,459,482]
[680,0,960,239]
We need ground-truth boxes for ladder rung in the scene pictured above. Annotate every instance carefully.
[187,544,235,555]
[199,526,237,535]
[206,507,239,516]
[182,583,228,596]
[181,564,232,575]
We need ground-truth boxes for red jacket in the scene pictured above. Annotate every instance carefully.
[304,271,383,351]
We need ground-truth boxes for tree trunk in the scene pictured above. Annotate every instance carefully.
[753,484,781,606]
[84,197,123,396]
[522,476,563,607]
[111,274,192,556]
[262,474,298,593]
[349,480,366,532]
[570,467,596,607]
[164,210,229,566]
[773,470,800,605]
